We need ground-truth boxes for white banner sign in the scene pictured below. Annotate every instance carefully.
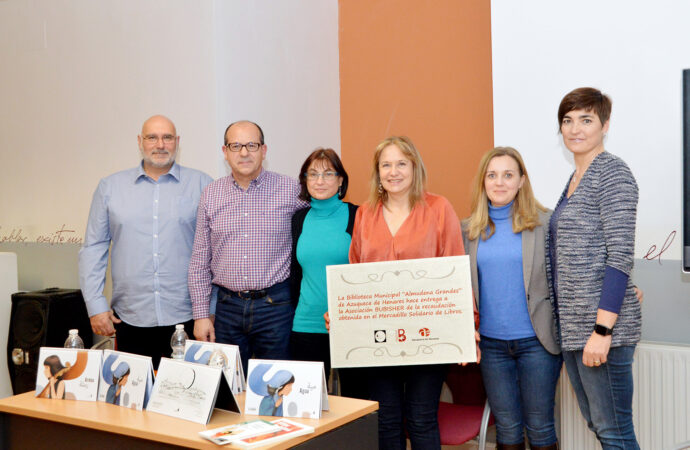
[327,255,476,368]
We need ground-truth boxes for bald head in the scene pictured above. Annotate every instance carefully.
[141,115,176,136]
[224,120,264,145]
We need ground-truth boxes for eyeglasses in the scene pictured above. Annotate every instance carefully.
[305,171,339,181]
[143,134,176,144]
[225,142,262,152]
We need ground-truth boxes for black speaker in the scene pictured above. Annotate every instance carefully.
[7,288,93,394]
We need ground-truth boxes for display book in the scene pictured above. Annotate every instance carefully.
[36,347,154,409]
[184,340,245,393]
[200,418,314,447]
[35,347,103,401]
[98,349,154,409]
[244,359,328,419]
[35,346,239,424]
[146,357,241,424]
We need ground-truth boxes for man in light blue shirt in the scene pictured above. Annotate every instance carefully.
[79,115,212,367]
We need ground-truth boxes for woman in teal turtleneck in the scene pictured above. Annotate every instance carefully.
[290,148,367,399]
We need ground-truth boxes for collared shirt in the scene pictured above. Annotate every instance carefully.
[188,169,307,319]
[78,162,213,327]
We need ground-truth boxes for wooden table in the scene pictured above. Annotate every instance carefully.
[0,392,378,449]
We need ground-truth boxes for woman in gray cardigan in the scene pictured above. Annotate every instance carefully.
[464,147,560,450]
[549,87,641,449]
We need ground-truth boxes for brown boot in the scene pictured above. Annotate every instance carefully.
[496,443,526,450]
[529,443,559,450]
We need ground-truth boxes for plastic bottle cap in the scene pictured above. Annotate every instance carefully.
[69,329,78,334]
[175,324,184,330]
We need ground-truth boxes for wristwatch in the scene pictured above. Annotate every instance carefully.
[594,323,613,336]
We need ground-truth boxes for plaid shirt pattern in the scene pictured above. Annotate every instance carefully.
[188,170,307,319]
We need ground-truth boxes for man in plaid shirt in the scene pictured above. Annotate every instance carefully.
[188,121,307,372]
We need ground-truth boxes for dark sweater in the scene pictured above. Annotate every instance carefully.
[290,202,358,307]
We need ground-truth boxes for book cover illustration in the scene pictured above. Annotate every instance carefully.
[184,340,245,393]
[97,350,154,410]
[35,348,102,401]
[146,358,225,424]
[245,360,327,419]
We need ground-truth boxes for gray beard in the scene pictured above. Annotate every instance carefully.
[141,149,175,169]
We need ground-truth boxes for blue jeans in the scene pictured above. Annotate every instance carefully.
[479,335,561,446]
[214,281,294,375]
[368,364,448,450]
[563,345,639,450]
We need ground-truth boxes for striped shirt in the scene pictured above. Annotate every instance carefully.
[188,169,307,319]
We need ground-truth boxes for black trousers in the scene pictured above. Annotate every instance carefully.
[113,314,194,370]
[290,331,332,376]
[289,330,369,400]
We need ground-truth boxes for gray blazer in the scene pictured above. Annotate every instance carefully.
[463,210,560,355]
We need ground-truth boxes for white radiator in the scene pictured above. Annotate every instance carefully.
[559,341,690,450]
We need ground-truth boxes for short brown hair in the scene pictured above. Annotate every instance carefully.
[297,148,349,201]
[558,87,612,131]
[368,136,427,209]
[464,146,546,240]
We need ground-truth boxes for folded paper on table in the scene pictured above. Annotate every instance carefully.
[327,255,476,368]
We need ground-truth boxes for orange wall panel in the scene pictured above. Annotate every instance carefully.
[339,0,494,218]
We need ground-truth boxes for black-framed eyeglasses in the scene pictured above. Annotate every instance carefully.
[225,142,262,152]
[143,134,176,144]
[305,171,339,181]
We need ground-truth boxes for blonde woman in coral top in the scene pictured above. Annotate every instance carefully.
[349,136,466,450]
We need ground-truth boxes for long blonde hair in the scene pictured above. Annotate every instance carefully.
[368,136,427,209]
[465,147,545,240]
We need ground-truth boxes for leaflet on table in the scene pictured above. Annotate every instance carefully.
[327,255,477,368]
[35,348,102,401]
[244,359,328,419]
[146,358,240,424]
[198,419,281,445]
[97,350,154,410]
[183,339,245,393]
[233,418,315,448]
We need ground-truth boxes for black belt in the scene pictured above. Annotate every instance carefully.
[216,280,287,300]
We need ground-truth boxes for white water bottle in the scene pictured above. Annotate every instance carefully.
[64,329,85,349]
[170,324,188,359]
[207,346,228,368]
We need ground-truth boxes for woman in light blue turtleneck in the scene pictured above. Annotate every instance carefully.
[463,147,561,450]
[289,148,367,400]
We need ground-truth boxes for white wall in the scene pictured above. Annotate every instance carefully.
[0,0,340,240]
[0,0,218,240]
[491,0,690,261]
[214,1,341,179]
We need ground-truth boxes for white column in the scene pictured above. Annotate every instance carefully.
[0,253,19,398]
